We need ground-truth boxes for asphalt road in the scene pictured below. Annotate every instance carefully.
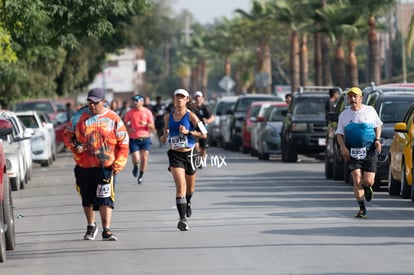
[2,141,414,275]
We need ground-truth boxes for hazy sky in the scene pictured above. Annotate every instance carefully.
[172,0,252,24]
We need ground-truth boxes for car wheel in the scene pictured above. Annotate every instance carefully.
[411,176,414,202]
[324,148,333,179]
[401,162,411,199]
[281,138,288,162]
[262,153,270,160]
[9,178,18,192]
[372,175,382,192]
[332,157,344,180]
[285,143,297,163]
[20,176,25,190]
[3,174,15,251]
[344,165,350,184]
[0,218,5,262]
[388,165,401,196]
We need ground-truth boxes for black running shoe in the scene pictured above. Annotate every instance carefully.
[102,229,118,241]
[177,218,189,231]
[132,166,138,178]
[186,203,192,218]
[137,176,143,184]
[364,186,373,202]
[83,223,98,240]
[355,209,366,218]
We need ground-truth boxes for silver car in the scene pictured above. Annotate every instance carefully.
[256,102,288,160]
[209,96,238,147]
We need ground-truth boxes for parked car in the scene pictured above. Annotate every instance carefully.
[245,101,279,155]
[224,94,282,150]
[255,102,289,160]
[0,118,16,262]
[0,110,34,191]
[208,96,238,147]
[12,99,59,122]
[15,111,55,167]
[281,86,338,162]
[388,103,414,199]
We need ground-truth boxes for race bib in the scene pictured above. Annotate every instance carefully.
[350,147,367,160]
[96,183,112,198]
[170,135,188,149]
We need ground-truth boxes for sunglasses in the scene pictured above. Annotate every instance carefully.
[87,100,102,106]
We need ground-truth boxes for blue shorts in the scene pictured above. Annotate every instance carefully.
[129,137,151,153]
[74,166,115,210]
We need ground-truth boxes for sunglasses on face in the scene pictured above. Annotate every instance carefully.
[87,100,102,106]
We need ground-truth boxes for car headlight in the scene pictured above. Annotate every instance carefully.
[292,123,307,131]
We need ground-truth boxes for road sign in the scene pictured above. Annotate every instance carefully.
[219,76,235,92]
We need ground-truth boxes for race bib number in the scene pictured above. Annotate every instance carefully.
[350,147,367,160]
[96,183,111,198]
[170,135,188,149]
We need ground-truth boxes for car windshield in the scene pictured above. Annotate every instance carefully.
[379,100,412,123]
[14,102,54,114]
[292,97,326,115]
[266,106,286,121]
[249,106,262,119]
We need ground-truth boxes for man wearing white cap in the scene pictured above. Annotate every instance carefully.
[193,91,214,164]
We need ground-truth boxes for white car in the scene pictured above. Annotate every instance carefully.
[15,111,55,167]
[208,96,238,147]
[0,110,33,191]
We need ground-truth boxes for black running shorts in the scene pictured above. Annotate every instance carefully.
[167,149,197,175]
[347,150,377,173]
[74,165,115,210]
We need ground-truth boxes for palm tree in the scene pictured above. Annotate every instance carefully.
[316,2,365,88]
[268,0,312,93]
[236,0,278,94]
[349,0,396,85]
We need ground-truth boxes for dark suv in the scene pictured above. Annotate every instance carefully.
[281,87,338,162]
[226,94,282,151]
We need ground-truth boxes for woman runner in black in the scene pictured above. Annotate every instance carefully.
[161,89,207,231]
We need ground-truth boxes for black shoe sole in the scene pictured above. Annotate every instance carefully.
[177,221,189,231]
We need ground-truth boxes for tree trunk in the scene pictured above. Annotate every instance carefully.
[224,57,231,76]
[321,34,332,86]
[368,16,381,85]
[300,34,308,86]
[262,42,272,94]
[199,58,208,96]
[333,40,345,89]
[290,30,300,93]
[314,30,323,86]
[347,40,358,87]
[190,66,198,92]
